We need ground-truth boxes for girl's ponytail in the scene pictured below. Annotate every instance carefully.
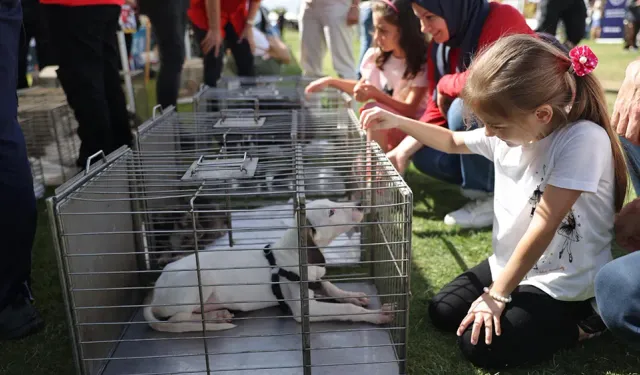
[565,52,628,212]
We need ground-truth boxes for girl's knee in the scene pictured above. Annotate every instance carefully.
[428,295,463,332]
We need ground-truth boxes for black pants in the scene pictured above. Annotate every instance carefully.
[192,22,254,87]
[624,19,640,49]
[535,0,587,47]
[138,0,189,109]
[429,259,593,369]
[0,0,38,310]
[45,4,133,168]
[17,0,55,89]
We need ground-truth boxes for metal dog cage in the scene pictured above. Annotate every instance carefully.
[18,117,46,199]
[18,95,80,186]
[192,75,353,113]
[47,107,412,375]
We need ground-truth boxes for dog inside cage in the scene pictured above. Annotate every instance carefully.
[48,105,411,375]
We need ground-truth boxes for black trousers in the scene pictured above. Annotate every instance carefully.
[45,4,133,168]
[0,0,37,310]
[624,19,640,49]
[429,259,593,369]
[535,0,587,47]
[138,0,189,109]
[17,0,55,89]
[192,22,255,87]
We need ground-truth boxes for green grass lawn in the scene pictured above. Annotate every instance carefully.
[2,29,639,375]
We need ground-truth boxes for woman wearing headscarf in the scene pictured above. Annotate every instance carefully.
[386,0,534,229]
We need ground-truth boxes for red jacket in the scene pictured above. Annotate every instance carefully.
[188,0,253,37]
[420,2,535,126]
[40,0,124,5]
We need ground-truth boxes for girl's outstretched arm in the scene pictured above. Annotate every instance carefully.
[489,185,582,297]
[305,77,359,95]
[360,106,472,154]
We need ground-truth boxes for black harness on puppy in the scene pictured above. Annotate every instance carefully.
[263,221,325,314]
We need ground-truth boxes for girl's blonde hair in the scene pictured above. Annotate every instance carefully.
[461,34,628,211]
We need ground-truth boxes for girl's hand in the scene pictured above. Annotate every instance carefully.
[304,77,331,95]
[360,106,401,131]
[202,29,223,56]
[353,80,381,102]
[386,147,410,175]
[457,293,505,345]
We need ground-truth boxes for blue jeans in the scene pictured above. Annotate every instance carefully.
[594,137,640,349]
[411,98,495,193]
[356,4,373,79]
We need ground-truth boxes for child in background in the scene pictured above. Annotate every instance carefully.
[360,34,628,369]
[305,0,428,153]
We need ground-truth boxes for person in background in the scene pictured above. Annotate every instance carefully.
[361,33,627,369]
[594,57,640,349]
[189,0,259,87]
[391,0,534,229]
[0,0,43,340]
[299,0,360,80]
[137,0,190,109]
[589,0,603,40]
[17,0,55,89]
[623,0,640,52]
[41,0,134,169]
[223,7,291,76]
[535,0,588,49]
[357,0,374,79]
[277,11,285,36]
[305,0,428,152]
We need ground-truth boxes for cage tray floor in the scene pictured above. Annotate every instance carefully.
[101,283,400,375]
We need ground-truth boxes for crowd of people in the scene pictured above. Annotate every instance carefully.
[1,0,640,372]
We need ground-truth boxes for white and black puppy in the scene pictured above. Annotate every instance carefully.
[143,199,394,332]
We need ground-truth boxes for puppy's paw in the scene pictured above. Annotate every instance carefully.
[375,303,396,324]
[341,292,370,306]
[204,309,234,323]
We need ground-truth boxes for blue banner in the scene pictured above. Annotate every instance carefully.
[599,0,627,40]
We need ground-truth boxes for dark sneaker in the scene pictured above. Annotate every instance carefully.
[577,301,607,341]
[0,296,45,340]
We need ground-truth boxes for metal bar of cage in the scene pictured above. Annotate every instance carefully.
[47,103,412,375]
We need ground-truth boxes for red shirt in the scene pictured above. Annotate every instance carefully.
[40,0,124,5]
[420,2,535,126]
[188,0,251,37]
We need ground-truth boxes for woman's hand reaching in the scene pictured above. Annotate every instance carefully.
[360,106,402,131]
[457,292,505,346]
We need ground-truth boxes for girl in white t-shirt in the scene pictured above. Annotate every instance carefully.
[361,34,629,369]
[304,0,428,152]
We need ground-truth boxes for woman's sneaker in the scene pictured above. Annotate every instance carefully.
[444,195,494,229]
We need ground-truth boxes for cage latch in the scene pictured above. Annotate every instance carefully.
[214,113,265,129]
[181,152,258,181]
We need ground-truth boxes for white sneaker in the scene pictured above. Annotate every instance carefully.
[444,196,494,229]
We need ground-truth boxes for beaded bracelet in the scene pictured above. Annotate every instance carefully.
[483,287,512,304]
